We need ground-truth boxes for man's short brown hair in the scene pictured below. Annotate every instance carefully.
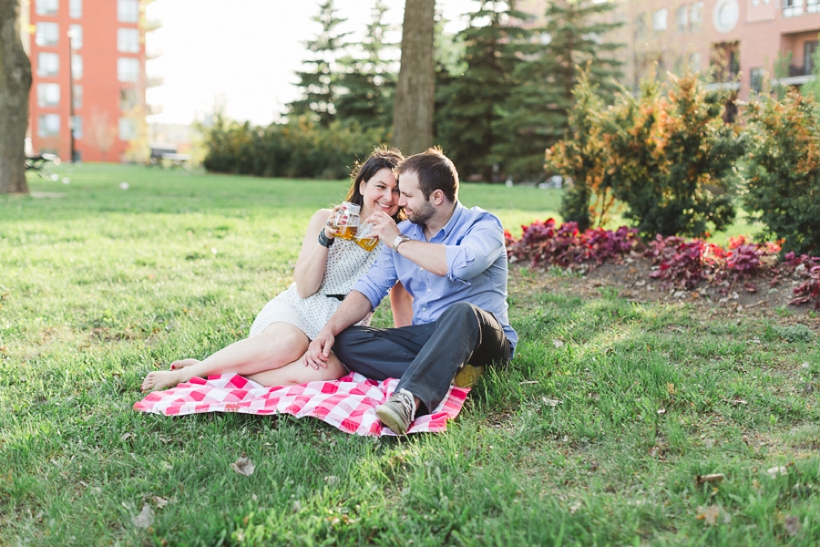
[396,148,459,202]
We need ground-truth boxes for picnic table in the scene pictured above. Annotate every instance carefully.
[25,153,60,180]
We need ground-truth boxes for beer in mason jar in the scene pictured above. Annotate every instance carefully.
[332,202,361,240]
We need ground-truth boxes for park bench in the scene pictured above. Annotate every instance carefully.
[149,145,190,169]
[25,153,60,180]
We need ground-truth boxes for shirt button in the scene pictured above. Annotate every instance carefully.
[427,288,432,293]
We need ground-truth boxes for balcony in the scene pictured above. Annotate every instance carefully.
[773,64,817,85]
[783,0,820,18]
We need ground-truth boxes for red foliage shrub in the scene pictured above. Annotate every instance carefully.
[509,219,820,309]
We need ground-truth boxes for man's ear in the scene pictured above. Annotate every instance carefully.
[432,189,444,205]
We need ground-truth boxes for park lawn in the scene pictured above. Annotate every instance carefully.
[0,164,817,546]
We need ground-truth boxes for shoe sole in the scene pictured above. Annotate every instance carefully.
[376,405,409,435]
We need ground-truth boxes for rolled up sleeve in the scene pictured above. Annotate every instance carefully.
[445,216,506,282]
[352,246,398,310]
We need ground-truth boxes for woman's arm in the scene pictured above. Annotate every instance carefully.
[293,208,337,298]
[389,281,414,328]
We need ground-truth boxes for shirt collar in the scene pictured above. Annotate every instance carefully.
[431,201,465,241]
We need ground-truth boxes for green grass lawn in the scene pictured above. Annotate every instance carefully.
[1,164,817,546]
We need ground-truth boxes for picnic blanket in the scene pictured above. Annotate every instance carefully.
[133,372,469,436]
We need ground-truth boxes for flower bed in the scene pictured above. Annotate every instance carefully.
[507,220,820,309]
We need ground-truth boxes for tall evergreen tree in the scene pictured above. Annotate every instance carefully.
[335,0,397,132]
[289,0,350,127]
[492,0,622,181]
[435,1,531,181]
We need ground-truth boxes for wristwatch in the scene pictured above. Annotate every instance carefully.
[391,233,410,251]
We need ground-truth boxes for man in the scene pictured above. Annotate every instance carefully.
[305,148,517,434]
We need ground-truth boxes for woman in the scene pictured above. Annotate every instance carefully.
[141,148,410,392]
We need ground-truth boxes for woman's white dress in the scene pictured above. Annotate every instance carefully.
[249,237,382,339]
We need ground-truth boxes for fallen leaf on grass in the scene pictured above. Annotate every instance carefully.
[519,380,538,385]
[784,515,801,537]
[153,496,169,508]
[542,397,563,407]
[696,473,725,485]
[767,466,788,479]
[657,408,666,415]
[231,457,255,476]
[121,432,135,442]
[552,339,564,348]
[696,504,731,526]
[132,504,154,529]
[569,501,582,515]
[324,475,339,485]
[722,398,748,406]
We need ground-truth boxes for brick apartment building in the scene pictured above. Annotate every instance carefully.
[520,0,820,100]
[21,0,150,162]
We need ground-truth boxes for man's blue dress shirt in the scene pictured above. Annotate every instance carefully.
[352,201,518,352]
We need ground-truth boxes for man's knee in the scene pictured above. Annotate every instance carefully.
[438,302,478,327]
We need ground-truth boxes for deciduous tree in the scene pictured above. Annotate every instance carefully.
[392,0,435,155]
[0,0,31,194]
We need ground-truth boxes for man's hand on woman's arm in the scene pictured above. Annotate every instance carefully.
[304,291,374,369]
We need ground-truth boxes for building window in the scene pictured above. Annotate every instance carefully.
[634,13,648,39]
[805,41,818,75]
[38,114,61,138]
[711,41,740,81]
[69,25,83,49]
[120,88,139,110]
[118,0,140,23]
[73,85,83,109]
[690,2,703,31]
[119,117,137,140]
[72,116,83,138]
[71,55,83,80]
[118,58,140,82]
[118,28,140,53]
[37,83,60,108]
[35,22,60,47]
[37,52,59,77]
[70,0,82,18]
[714,0,739,33]
[653,9,668,31]
[35,0,58,16]
[750,67,765,92]
[676,6,688,32]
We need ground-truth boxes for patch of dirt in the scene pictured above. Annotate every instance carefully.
[509,257,820,327]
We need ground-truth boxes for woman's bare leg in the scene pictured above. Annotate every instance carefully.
[246,352,346,387]
[141,322,309,392]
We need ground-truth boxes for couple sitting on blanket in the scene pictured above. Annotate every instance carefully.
[141,147,517,434]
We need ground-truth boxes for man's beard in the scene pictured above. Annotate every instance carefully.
[407,200,435,225]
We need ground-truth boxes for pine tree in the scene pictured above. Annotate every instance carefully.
[435,1,531,181]
[289,0,350,127]
[492,0,622,181]
[335,0,397,133]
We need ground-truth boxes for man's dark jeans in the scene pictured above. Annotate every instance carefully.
[334,302,511,414]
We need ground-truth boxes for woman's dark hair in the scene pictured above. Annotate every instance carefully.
[345,147,405,222]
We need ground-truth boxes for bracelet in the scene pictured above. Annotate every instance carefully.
[317,229,334,248]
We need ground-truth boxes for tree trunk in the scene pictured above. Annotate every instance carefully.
[392,0,435,155]
[0,0,31,194]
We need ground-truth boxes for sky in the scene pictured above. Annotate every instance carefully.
[145,0,479,127]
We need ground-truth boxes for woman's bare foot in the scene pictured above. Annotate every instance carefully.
[141,370,186,392]
[170,358,200,370]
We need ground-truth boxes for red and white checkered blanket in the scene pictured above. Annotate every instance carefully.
[133,372,469,436]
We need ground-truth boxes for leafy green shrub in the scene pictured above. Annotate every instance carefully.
[202,115,387,180]
[743,90,820,255]
[603,74,745,238]
[547,72,745,238]
[546,72,615,232]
